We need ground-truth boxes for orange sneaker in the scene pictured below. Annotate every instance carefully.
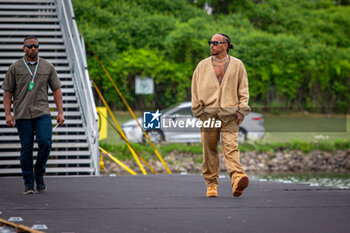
[232,175,249,197]
[206,186,218,198]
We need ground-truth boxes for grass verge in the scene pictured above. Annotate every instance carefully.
[100,139,350,161]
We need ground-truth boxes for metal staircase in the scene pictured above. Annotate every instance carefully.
[0,0,99,175]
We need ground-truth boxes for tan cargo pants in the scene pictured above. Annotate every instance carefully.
[200,115,246,187]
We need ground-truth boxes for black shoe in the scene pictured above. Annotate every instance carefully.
[24,185,35,194]
[35,177,47,192]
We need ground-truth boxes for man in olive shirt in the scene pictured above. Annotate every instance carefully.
[2,35,65,194]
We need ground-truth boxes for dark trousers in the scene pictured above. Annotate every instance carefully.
[16,114,52,186]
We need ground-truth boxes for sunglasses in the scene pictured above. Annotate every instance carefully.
[208,40,226,46]
[24,44,39,49]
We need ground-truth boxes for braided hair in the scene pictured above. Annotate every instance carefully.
[218,33,234,53]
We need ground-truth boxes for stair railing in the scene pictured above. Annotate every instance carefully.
[56,0,99,175]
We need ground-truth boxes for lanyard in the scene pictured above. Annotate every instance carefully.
[23,57,39,82]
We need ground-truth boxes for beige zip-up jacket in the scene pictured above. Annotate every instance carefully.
[191,56,251,121]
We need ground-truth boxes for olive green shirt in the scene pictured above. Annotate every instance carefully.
[1,57,61,120]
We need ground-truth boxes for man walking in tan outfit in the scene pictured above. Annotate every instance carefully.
[191,33,250,198]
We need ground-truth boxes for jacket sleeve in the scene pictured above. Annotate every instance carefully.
[191,65,203,117]
[237,62,251,116]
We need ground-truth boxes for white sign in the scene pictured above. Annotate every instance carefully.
[32,225,48,230]
[135,76,154,94]
[8,217,23,222]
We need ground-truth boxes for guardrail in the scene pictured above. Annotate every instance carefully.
[56,0,99,175]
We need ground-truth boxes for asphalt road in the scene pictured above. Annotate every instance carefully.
[0,175,349,233]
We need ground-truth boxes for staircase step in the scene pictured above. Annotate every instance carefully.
[0,58,68,64]
[0,95,77,102]
[0,77,74,82]
[50,95,77,101]
[0,142,89,149]
[0,80,73,86]
[53,66,71,71]
[0,159,93,166]
[0,150,91,157]
[0,52,66,57]
[0,167,95,174]
[0,73,72,79]
[0,38,63,43]
[0,11,57,16]
[0,88,75,94]
[0,118,82,125]
[0,67,68,72]
[0,18,59,23]
[0,133,86,140]
[0,31,61,36]
[0,66,70,72]
[0,111,82,117]
[0,5,56,10]
[51,111,83,117]
[0,135,87,141]
[0,103,79,109]
[0,0,54,3]
[0,45,66,50]
[0,135,88,140]
[50,88,76,93]
[60,81,75,86]
[0,127,85,133]
[58,74,72,79]
[0,24,60,29]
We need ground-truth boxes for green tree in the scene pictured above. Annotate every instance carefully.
[73,0,350,113]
